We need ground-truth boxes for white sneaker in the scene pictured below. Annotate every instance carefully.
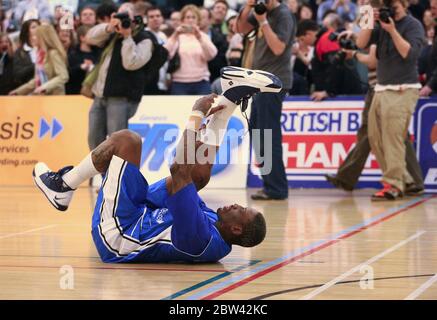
[220,66,283,104]
[32,162,75,211]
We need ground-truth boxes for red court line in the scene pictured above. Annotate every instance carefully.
[202,196,433,300]
[0,265,226,273]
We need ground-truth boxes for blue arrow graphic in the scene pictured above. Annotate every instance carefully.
[39,118,50,139]
[51,118,63,139]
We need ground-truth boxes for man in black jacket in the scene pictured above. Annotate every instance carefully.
[85,3,153,151]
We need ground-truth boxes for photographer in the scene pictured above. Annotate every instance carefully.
[356,0,425,200]
[236,0,296,200]
[83,3,153,151]
[311,13,363,101]
[325,43,424,194]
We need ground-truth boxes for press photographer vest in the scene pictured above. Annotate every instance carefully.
[103,30,149,102]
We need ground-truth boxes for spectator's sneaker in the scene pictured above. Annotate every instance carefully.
[371,183,403,201]
[220,66,282,105]
[32,162,75,211]
[405,183,425,196]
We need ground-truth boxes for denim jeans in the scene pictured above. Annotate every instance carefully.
[170,80,211,95]
[88,97,139,150]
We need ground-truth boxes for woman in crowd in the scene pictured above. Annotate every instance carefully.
[0,33,15,94]
[58,28,76,53]
[12,18,40,88]
[9,23,68,95]
[164,4,217,95]
[297,3,314,21]
[65,25,97,94]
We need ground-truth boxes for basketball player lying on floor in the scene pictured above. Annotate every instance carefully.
[32,67,282,263]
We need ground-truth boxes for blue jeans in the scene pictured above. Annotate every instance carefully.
[88,97,139,150]
[250,91,288,199]
[170,80,211,95]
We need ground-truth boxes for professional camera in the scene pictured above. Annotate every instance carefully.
[329,32,358,50]
[379,0,395,23]
[114,12,132,29]
[254,0,269,15]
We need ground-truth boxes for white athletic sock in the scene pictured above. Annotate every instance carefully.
[200,95,238,146]
[62,153,100,189]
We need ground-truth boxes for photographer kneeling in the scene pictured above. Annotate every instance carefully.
[311,13,363,101]
[356,0,425,200]
[83,3,153,151]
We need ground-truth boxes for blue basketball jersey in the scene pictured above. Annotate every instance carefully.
[91,156,232,263]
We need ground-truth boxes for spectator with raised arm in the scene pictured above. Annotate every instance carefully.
[164,5,217,95]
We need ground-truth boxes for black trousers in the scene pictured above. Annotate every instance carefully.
[250,91,288,199]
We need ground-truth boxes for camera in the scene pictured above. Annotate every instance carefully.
[329,32,358,50]
[379,0,395,23]
[181,25,193,33]
[114,12,132,29]
[254,0,269,15]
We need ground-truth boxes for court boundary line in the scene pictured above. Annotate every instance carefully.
[183,195,433,300]
[301,230,426,299]
[0,225,57,240]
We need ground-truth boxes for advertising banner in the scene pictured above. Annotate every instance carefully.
[0,96,91,186]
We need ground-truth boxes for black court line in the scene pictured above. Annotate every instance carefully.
[249,274,436,300]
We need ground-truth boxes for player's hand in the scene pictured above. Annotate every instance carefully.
[206,105,226,117]
[192,93,217,115]
[246,0,256,7]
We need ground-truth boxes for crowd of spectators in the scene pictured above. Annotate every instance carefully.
[0,0,436,97]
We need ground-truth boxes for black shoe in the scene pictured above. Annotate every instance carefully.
[251,190,287,201]
[405,183,425,196]
[325,174,354,191]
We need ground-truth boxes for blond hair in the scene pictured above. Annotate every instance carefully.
[36,23,67,64]
[180,4,201,25]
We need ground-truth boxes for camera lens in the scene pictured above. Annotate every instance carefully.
[121,19,131,29]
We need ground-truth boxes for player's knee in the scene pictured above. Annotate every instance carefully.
[110,130,141,150]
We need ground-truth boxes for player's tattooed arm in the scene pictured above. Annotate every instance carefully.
[169,94,224,194]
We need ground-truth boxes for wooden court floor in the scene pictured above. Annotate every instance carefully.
[0,186,436,300]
